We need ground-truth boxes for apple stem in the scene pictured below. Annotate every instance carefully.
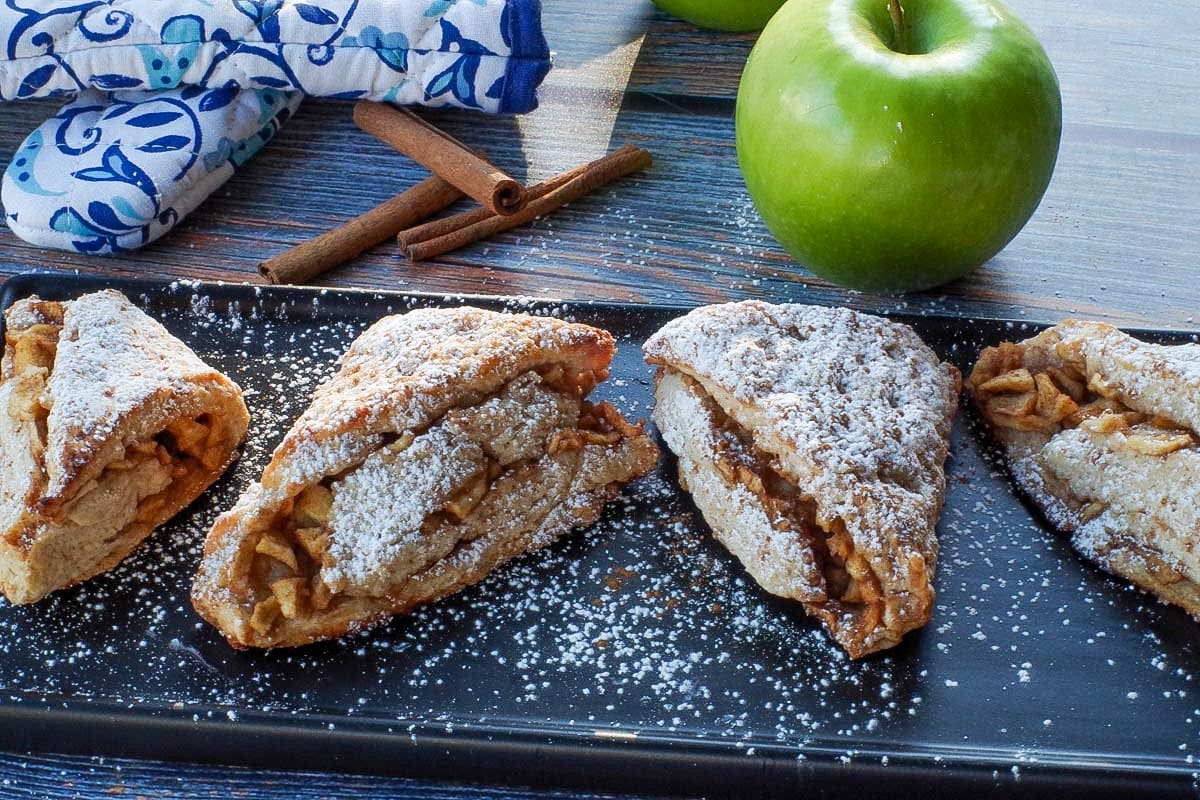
[887,0,911,54]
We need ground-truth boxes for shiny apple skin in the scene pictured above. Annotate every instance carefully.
[736,0,1062,292]
[651,0,786,32]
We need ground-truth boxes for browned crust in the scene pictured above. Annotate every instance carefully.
[260,307,615,494]
[191,306,657,649]
[644,301,959,658]
[0,292,250,604]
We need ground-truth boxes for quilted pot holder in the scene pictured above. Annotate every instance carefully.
[3,86,301,252]
[1,0,551,253]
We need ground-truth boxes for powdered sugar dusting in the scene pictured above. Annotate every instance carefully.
[35,291,229,497]
[268,306,611,494]
[2,282,1200,787]
[327,428,482,594]
[1056,319,1200,432]
[644,301,959,635]
[1046,427,1200,582]
[976,320,1200,623]
[324,372,580,595]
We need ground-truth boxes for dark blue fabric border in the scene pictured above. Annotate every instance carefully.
[498,0,551,114]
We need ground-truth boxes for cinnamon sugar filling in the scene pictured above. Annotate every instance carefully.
[682,373,883,610]
[6,308,64,449]
[969,338,1197,454]
[6,310,230,538]
[245,368,642,635]
[970,335,1198,529]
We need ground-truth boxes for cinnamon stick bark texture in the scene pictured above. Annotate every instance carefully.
[258,176,462,285]
[394,149,627,251]
[400,145,653,262]
[353,101,526,216]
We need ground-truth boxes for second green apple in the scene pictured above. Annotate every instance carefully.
[736,0,1062,292]
[651,0,786,31]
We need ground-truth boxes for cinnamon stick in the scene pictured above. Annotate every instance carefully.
[401,145,653,262]
[354,101,526,216]
[258,175,462,285]
[396,146,642,250]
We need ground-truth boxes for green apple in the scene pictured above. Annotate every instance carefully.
[736,0,1062,292]
[651,0,786,32]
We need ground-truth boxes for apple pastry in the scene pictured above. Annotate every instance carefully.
[192,306,659,649]
[644,301,960,658]
[0,290,250,604]
[968,320,1200,617]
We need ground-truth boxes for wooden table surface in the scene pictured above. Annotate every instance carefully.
[0,0,1196,797]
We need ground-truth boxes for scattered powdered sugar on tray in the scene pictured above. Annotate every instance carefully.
[1,282,1199,784]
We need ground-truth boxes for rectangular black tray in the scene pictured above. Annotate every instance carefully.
[1,272,1199,799]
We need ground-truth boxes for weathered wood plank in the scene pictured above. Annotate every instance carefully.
[600,0,1200,143]
[1,1,1196,329]
[1,94,1195,327]
[0,753,645,799]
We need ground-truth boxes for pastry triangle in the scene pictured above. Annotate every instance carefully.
[968,319,1200,616]
[192,306,659,648]
[644,301,960,658]
[0,290,249,604]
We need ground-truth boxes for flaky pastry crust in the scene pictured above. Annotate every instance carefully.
[645,301,960,658]
[968,320,1200,618]
[192,306,658,648]
[0,290,249,604]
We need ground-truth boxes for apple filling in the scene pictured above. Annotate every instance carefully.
[968,336,1197,464]
[5,307,229,541]
[969,326,1200,616]
[970,331,1197,529]
[245,368,643,636]
[680,373,884,618]
[54,415,226,539]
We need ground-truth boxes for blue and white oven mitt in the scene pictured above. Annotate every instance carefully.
[1,0,551,253]
[5,86,301,252]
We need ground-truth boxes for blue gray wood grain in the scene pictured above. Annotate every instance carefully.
[0,753,647,799]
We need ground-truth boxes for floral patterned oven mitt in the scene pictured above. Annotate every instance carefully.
[0,0,551,253]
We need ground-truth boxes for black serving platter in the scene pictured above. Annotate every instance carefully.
[1,272,1199,799]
